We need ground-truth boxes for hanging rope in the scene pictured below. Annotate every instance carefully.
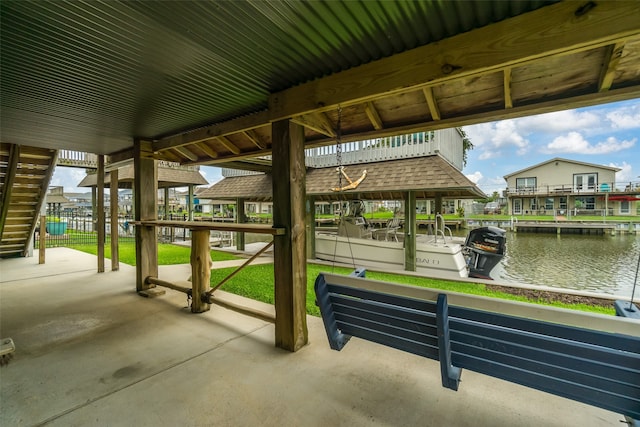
[336,105,343,191]
[331,106,358,269]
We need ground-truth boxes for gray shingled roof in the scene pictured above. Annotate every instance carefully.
[78,164,208,189]
[199,156,484,202]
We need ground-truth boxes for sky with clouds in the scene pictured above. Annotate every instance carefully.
[52,99,639,196]
[462,98,639,195]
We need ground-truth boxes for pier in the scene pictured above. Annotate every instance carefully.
[513,221,619,235]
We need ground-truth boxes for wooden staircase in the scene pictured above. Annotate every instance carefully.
[0,143,58,258]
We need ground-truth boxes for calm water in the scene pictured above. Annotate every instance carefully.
[249,230,640,297]
[493,232,640,297]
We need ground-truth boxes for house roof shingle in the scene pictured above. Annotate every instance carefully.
[199,156,485,202]
[78,164,208,189]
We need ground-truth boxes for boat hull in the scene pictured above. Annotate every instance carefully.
[315,233,468,278]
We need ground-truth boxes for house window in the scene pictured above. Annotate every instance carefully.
[621,201,630,214]
[516,177,536,192]
[530,198,538,211]
[545,198,554,210]
[559,196,567,210]
[512,198,522,214]
[574,173,597,192]
[575,196,595,210]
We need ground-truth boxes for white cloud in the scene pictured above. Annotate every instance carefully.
[517,109,600,134]
[606,106,640,129]
[464,119,529,159]
[610,161,635,184]
[465,171,482,183]
[51,167,87,192]
[541,132,636,154]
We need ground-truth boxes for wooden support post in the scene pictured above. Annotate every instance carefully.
[434,194,443,217]
[97,155,105,273]
[188,184,194,221]
[272,119,308,352]
[110,168,119,271]
[190,229,211,313]
[164,188,169,219]
[134,140,159,293]
[306,196,316,259]
[39,215,46,264]
[236,197,245,251]
[91,187,97,232]
[404,191,416,272]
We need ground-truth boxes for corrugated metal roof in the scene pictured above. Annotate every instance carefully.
[0,0,556,154]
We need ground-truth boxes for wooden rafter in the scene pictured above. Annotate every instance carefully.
[304,86,640,148]
[172,146,198,162]
[598,41,625,92]
[158,150,181,163]
[216,136,241,155]
[364,101,384,130]
[268,1,640,119]
[243,130,267,150]
[422,87,441,121]
[196,141,219,159]
[291,112,336,137]
[504,67,513,109]
[153,110,269,153]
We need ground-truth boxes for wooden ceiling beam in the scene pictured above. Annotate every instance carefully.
[422,87,441,121]
[291,112,336,137]
[173,146,199,162]
[153,110,269,153]
[243,130,267,150]
[269,1,640,120]
[183,147,272,166]
[305,86,640,149]
[364,102,384,130]
[195,141,219,159]
[598,41,625,92]
[216,136,241,155]
[503,68,513,109]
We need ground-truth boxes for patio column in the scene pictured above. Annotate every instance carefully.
[110,168,119,271]
[306,196,316,259]
[236,197,245,251]
[272,119,308,352]
[404,191,416,271]
[97,155,105,273]
[134,139,158,293]
[164,188,169,219]
[188,184,194,221]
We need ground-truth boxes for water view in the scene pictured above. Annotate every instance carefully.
[493,232,640,298]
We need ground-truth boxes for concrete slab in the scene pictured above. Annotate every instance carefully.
[0,248,624,426]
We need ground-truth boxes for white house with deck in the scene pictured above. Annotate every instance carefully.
[504,158,638,216]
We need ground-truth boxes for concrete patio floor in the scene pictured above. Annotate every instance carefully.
[0,248,625,426]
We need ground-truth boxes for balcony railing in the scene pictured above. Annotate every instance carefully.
[57,151,200,172]
[57,150,98,168]
[223,129,464,178]
[506,181,640,196]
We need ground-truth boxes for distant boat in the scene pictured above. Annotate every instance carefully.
[315,200,506,280]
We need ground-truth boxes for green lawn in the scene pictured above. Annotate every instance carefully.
[71,242,615,316]
[211,263,615,316]
[73,242,240,265]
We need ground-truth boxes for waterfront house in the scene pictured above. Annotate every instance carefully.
[504,158,638,216]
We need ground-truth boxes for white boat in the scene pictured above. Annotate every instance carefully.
[315,200,506,280]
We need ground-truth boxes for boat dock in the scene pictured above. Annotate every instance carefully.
[466,219,639,235]
[513,221,617,235]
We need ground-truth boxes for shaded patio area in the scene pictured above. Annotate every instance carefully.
[0,248,623,426]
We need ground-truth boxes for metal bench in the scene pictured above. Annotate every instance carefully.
[314,271,640,421]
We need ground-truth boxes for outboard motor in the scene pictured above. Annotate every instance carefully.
[463,226,506,280]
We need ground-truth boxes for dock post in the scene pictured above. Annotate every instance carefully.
[190,229,211,313]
